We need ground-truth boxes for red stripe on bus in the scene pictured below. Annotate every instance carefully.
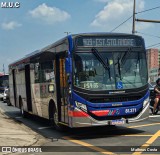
[112,110,117,115]
[68,111,89,117]
[90,110,109,116]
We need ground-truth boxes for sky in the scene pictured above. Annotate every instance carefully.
[0,0,160,73]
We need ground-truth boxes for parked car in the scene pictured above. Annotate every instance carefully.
[0,88,4,101]
[3,88,8,102]
[4,88,11,106]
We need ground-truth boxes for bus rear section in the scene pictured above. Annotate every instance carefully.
[68,34,149,127]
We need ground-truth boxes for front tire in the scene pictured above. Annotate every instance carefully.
[50,107,65,131]
[50,109,61,130]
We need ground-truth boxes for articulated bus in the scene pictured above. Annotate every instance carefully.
[9,33,149,129]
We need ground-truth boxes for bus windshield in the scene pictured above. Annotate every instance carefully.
[73,50,147,90]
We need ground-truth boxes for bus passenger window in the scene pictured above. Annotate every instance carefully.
[34,61,54,83]
[34,63,40,83]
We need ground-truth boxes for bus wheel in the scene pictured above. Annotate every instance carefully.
[52,109,61,130]
[50,108,64,131]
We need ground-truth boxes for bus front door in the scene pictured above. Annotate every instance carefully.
[57,55,69,125]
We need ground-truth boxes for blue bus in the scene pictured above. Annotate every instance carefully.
[9,33,149,129]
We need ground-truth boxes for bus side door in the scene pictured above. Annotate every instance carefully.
[56,53,69,124]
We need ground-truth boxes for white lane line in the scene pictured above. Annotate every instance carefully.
[149,115,160,118]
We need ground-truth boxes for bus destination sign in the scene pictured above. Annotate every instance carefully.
[76,37,137,47]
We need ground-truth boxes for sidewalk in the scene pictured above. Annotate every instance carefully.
[0,108,47,154]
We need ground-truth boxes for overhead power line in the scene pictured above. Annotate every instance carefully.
[154,45,160,48]
[136,6,160,14]
[110,15,133,32]
[110,3,160,33]
[147,42,160,48]
[136,32,160,48]
[136,31,160,39]
[152,44,160,48]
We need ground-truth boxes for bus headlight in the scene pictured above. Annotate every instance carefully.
[75,101,87,112]
[143,97,149,108]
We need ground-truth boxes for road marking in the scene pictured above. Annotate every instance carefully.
[63,136,116,155]
[38,126,52,130]
[128,123,160,128]
[123,134,153,137]
[132,130,160,155]
[149,115,160,118]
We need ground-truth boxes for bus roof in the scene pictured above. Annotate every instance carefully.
[9,32,142,67]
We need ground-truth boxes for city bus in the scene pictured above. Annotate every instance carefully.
[0,74,9,101]
[9,33,149,129]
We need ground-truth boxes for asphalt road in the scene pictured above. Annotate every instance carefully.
[0,101,160,155]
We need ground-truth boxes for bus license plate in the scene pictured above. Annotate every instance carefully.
[111,120,125,125]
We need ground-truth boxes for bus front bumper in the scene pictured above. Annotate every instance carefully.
[70,103,150,128]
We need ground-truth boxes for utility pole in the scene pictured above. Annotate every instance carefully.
[3,64,5,75]
[132,0,160,33]
[64,32,71,36]
[136,19,160,23]
[132,0,136,34]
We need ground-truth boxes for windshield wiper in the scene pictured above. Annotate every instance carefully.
[117,57,122,80]
[121,47,132,65]
[134,52,140,79]
[114,57,122,80]
[91,48,111,80]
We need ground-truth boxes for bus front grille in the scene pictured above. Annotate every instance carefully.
[89,96,142,103]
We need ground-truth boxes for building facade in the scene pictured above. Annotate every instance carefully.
[146,48,159,84]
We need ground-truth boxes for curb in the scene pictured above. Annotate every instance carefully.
[0,106,9,118]
[0,107,5,114]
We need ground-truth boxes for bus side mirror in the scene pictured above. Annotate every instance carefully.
[65,58,71,74]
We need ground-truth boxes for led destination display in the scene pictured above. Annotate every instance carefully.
[76,36,143,47]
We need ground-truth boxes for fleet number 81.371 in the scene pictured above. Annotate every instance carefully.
[125,108,137,113]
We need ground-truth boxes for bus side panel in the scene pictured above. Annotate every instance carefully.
[30,67,41,116]
[16,70,27,110]
[9,70,14,106]
[30,82,57,119]
[30,63,57,119]
[12,69,17,106]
